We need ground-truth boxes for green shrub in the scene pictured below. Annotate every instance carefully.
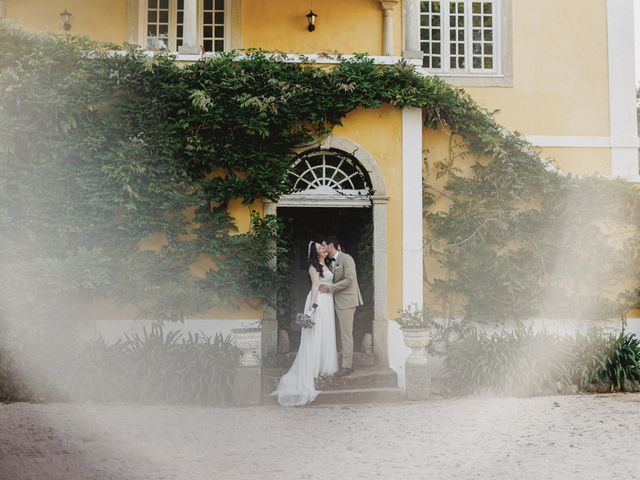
[444,327,574,396]
[65,324,241,406]
[572,329,640,392]
[66,336,130,402]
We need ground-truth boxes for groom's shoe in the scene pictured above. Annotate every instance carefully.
[335,367,353,377]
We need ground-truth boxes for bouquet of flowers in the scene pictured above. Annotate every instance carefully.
[295,311,316,329]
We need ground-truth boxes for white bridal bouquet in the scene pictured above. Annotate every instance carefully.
[295,311,316,329]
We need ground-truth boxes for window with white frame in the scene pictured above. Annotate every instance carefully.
[143,0,227,52]
[420,0,500,74]
[201,0,226,53]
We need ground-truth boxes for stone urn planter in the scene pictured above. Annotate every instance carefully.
[231,327,261,368]
[394,304,434,400]
[400,327,430,365]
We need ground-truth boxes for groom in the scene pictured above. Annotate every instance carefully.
[320,236,363,376]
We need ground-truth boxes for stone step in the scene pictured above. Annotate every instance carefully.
[314,367,397,390]
[262,366,399,402]
[263,386,405,405]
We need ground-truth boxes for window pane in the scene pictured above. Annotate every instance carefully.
[484,57,493,69]
[204,0,213,9]
[159,0,168,8]
[420,0,442,70]
[204,12,213,24]
[159,10,168,23]
[203,26,213,38]
[148,0,157,8]
[215,12,224,24]
[215,0,225,9]
[215,26,224,38]
[473,57,481,68]
[203,40,213,51]
[148,11,157,23]
[215,40,224,51]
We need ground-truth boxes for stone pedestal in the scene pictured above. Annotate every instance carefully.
[405,363,431,400]
[232,366,261,406]
[401,327,431,400]
[231,327,262,405]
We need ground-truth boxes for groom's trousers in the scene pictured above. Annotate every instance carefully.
[336,307,356,369]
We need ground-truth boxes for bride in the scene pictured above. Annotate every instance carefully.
[275,241,338,406]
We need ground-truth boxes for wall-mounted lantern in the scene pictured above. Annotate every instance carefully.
[306,10,317,32]
[59,9,72,31]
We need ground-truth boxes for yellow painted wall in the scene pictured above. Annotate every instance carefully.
[5,0,129,43]
[539,147,611,177]
[242,0,401,56]
[463,0,610,137]
[333,105,404,317]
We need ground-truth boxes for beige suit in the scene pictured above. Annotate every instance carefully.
[329,252,363,369]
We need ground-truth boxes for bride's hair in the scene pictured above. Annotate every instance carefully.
[307,241,324,278]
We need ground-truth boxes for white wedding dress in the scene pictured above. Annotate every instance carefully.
[275,266,338,406]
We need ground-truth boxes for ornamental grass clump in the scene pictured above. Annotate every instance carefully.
[572,329,640,393]
[66,324,241,406]
[443,327,574,396]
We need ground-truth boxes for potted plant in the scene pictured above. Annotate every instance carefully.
[394,304,435,366]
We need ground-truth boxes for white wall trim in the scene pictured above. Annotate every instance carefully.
[526,135,640,149]
[606,0,639,178]
[402,108,423,308]
[132,51,423,65]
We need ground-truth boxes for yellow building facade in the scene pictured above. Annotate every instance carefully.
[2,0,638,371]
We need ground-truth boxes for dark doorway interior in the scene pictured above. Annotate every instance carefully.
[277,207,374,353]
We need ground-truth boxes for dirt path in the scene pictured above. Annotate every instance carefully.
[2,394,640,480]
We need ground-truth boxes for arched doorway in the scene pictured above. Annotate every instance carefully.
[263,136,389,367]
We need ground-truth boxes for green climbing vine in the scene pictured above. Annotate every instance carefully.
[0,21,638,329]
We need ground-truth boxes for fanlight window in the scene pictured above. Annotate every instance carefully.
[289,150,372,197]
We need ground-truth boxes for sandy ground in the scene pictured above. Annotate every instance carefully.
[2,394,640,480]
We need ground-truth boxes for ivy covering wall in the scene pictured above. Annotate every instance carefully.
[0,22,638,329]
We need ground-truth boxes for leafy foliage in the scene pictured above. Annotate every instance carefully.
[443,326,640,395]
[573,329,640,392]
[444,326,574,396]
[66,324,241,405]
[0,24,520,325]
[1,22,637,333]
[425,121,640,324]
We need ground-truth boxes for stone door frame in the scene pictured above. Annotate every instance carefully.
[262,136,389,366]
